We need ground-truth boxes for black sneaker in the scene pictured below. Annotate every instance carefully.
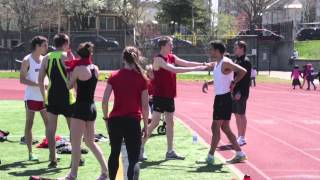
[20,136,39,145]
[48,160,57,168]
[69,158,85,167]
[165,151,185,160]
[79,158,85,166]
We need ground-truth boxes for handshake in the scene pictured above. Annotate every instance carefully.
[194,62,214,71]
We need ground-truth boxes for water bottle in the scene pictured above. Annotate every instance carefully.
[192,133,198,144]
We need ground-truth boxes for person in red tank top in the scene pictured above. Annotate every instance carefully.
[102,46,149,180]
[140,36,210,161]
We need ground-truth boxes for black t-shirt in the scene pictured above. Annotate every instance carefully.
[234,55,252,98]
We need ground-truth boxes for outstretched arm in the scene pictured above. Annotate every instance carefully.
[174,55,207,67]
[153,57,206,73]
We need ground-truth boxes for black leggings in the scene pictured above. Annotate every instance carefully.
[107,117,141,180]
[307,79,316,90]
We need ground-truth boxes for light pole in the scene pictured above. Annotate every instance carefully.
[192,5,194,32]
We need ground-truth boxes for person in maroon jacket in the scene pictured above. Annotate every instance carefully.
[102,46,149,180]
[140,36,209,161]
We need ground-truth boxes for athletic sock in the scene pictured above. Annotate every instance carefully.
[207,153,214,159]
[168,150,174,154]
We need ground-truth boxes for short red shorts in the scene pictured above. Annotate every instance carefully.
[25,100,46,112]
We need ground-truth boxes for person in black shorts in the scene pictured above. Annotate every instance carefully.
[232,41,252,146]
[201,40,247,164]
[57,42,108,180]
[140,36,207,161]
[38,33,75,168]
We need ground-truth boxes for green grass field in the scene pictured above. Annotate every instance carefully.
[295,40,320,60]
[0,71,290,84]
[0,101,239,180]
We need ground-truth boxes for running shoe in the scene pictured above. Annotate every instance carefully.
[29,154,39,162]
[20,136,39,145]
[69,158,85,167]
[226,154,247,164]
[237,137,247,146]
[48,160,57,168]
[57,173,77,180]
[165,151,185,160]
[196,157,214,165]
[96,173,108,180]
[79,158,85,166]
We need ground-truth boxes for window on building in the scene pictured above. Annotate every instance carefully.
[107,17,115,30]
[0,39,4,47]
[11,39,20,47]
[88,17,96,29]
[99,16,115,30]
[100,16,107,30]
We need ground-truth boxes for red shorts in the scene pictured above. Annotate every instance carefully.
[25,100,46,112]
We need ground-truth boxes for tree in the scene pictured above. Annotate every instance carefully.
[236,0,275,29]
[301,0,317,23]
[156,0,210,34]
[63,0,106,30]
[215,13,238,37]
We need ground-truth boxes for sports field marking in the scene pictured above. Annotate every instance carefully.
[176,116,244,180]
[116,154,124,180]
[262,169,320,172]
[248,105,320,136]
[301,120,320,125]
[271,174,320,179]
[252,120,277,125]
[175,112,272,180]
[303,148,320,151]
[252,87,320,97]
[251,97,320,115]
[248,124,320,162]
[120,144,128,180]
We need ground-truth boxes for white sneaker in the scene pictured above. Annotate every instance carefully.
[237,137,247,146]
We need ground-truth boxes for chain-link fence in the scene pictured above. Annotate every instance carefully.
[0,32,293,71]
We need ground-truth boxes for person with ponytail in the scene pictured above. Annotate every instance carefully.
[102,46,149,180]
[61,42,108,180]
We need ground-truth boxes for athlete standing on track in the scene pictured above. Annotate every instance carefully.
[232,41,252,146]
[140,36,208,161]
[38,33,75,168]
[202,40,247,164]
[20,36,49,161]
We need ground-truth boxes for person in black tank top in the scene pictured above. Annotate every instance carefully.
[73,68,98,121]
[61,42,108,180]
[38,33,74,168]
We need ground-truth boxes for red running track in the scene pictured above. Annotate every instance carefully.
[1,79,320,179]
